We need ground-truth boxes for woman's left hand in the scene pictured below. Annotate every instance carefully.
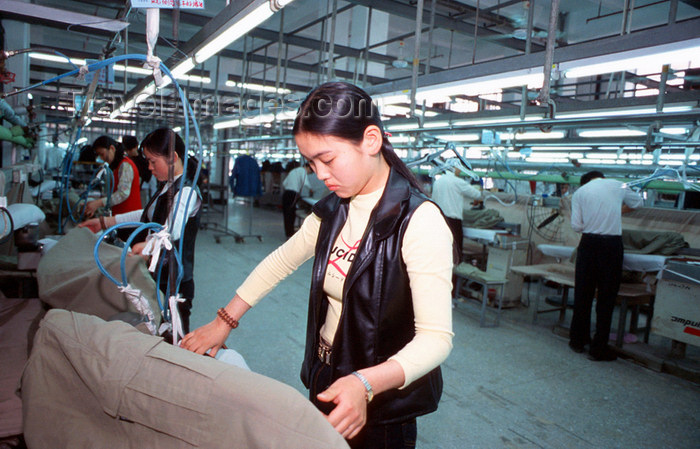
[84,199,101,218]
[316,374,368,440]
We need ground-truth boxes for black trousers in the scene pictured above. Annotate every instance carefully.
[282,189,298,238]
[444,217,463,298]
[444,217,463,264]
[570,233,623,351]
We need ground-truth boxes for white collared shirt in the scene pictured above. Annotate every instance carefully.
[571,178,643,235]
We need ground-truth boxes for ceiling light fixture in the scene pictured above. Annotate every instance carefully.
[225,80,291,94]
[194,0,291,64]
[29,52,86,66]
[578,129,646,138]
[435,133,480,142]
[562,39,700,79]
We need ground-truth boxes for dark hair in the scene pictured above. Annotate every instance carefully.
[580,170,604,186]
[286,160,300,171]
[293,82,424,192]
[140,127,185,161]
[92,135,124,171]
[141,127,199,183]
[122,135,139,151]
[78,144,95,163]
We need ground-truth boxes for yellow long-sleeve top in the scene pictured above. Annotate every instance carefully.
[237,187,454,388]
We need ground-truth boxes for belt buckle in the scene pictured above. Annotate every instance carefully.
[318,342,332,365]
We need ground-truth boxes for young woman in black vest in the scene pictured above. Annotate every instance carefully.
[80,128,202,334]
[182,82,454,449]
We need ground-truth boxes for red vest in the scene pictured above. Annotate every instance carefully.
[111,156,142,215]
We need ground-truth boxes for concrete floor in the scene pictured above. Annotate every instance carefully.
[192,199,700,449]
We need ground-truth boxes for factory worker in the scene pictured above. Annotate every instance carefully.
[430,158,482,264]
[83,135,142,218]
[569,170,643,361]
[182,82,454,449]
[281,161,313,238]
[80,128,202,334]
[122,134,156,207]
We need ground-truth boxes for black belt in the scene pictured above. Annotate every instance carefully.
[582,233,621,239]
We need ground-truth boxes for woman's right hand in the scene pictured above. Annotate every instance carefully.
[78,218,101,233]
[180,318,231,357]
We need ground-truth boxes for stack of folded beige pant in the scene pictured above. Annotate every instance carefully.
[21,310,349,449]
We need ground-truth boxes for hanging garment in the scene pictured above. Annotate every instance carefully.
[230,155,262,197]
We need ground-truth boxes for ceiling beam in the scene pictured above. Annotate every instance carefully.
[248,27,443,74]
[345,0,543,53]
[482,0,524,14]
[0,0,129,33]
[367,17,700,97]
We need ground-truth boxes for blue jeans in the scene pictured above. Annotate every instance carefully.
[308,358,417,449]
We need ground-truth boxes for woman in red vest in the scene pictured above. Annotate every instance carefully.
[84,135,142,217]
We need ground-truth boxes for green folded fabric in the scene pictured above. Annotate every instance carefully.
[10,125,24,137]
[0,126,13,141]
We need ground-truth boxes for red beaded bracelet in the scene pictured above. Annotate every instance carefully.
[217,308,239,329]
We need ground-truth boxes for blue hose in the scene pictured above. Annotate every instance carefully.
[42,54,203,328]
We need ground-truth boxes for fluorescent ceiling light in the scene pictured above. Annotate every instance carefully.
[526,152,584,159]
[416,69,544,100]
[530,146,592,151]
[111,82,157,118]
[375,94,410,106]
[562,39,700,79]
[452,115,540,126]
[91,116,132,124]
[526,157,570,163]
[225,80,291,94]
[75,137,87,145]
[659,127,689,135]
[423,121,450,129]
[386,123,420,131]
[29,52,86,65]
[586,153,619,159]
[113,64,153,76]
[159,58,210,87]
[194,2,275,64]
[380,104,438,117]
[579,129,646,138]
[500,131,566,140]
[435,133,480,142]
[558,105,693,119]
[388,135,415,143]
[214,109,297,130]
[172,126,182,133]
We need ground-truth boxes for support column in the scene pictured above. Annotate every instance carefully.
[2,17,30,168]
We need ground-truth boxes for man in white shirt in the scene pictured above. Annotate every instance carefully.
[569,171,644,361]
[431,159,482,264]
[282,162,313,238]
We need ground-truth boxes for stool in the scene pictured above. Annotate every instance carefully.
[615,283,654,348]
[453,263,507,327]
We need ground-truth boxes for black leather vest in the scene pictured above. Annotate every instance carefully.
[134,180,201,283]
[300,168,444,425]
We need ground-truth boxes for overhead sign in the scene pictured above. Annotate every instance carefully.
[131,0,205,8]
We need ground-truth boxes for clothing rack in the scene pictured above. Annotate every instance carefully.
[200,182,244,243]
[226,196,262,243]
